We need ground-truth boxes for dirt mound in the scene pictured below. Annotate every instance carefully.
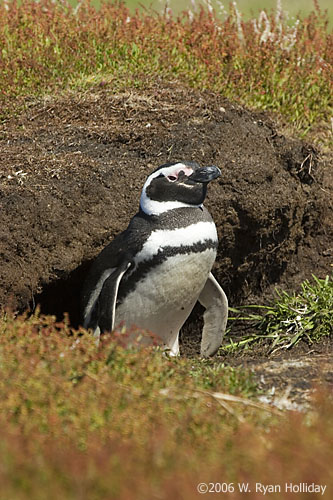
[0,83,332,334]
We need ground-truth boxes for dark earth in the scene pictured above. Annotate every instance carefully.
[1,82,332,409]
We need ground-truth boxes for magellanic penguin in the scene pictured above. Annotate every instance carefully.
[81,161,228,357]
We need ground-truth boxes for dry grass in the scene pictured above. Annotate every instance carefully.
[0,1,332,145]
[0,311,332,498]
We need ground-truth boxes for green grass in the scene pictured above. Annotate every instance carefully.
[0,0,332,146]
[0,311,332,499]
[224,275,333,353]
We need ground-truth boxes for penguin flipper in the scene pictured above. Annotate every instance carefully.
[81,227,138,334]
[198,272,228,357]
[98,261,132,334]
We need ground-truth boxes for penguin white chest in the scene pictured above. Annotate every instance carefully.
[115,220,218,346]
[115,248,216,338]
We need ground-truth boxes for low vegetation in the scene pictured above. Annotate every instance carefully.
[225,274,333,353]
[0,312,332,498]
[0,0,332,145]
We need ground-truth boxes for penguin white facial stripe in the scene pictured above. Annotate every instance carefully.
[135,221,218,264]
[140,163,197,215]
[142,163,191,193]
[140,194,200,216]
[153,163,193,180]
[165,165,194,180]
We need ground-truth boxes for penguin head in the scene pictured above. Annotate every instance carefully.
[140,161,221,216]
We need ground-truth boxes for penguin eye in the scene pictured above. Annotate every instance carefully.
[167,175,177,182]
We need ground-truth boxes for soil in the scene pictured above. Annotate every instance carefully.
[1,82,332,409]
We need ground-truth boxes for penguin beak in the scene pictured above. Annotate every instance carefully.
[188,165,221,184]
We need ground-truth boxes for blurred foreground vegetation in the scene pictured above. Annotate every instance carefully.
[0,312,331,498]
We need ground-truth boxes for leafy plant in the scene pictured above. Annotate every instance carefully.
[257,274,332,349]
[224,275,332,353]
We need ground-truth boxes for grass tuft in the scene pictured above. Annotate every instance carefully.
[224,275,332,353]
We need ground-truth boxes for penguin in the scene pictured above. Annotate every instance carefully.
[81,161,228,357]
